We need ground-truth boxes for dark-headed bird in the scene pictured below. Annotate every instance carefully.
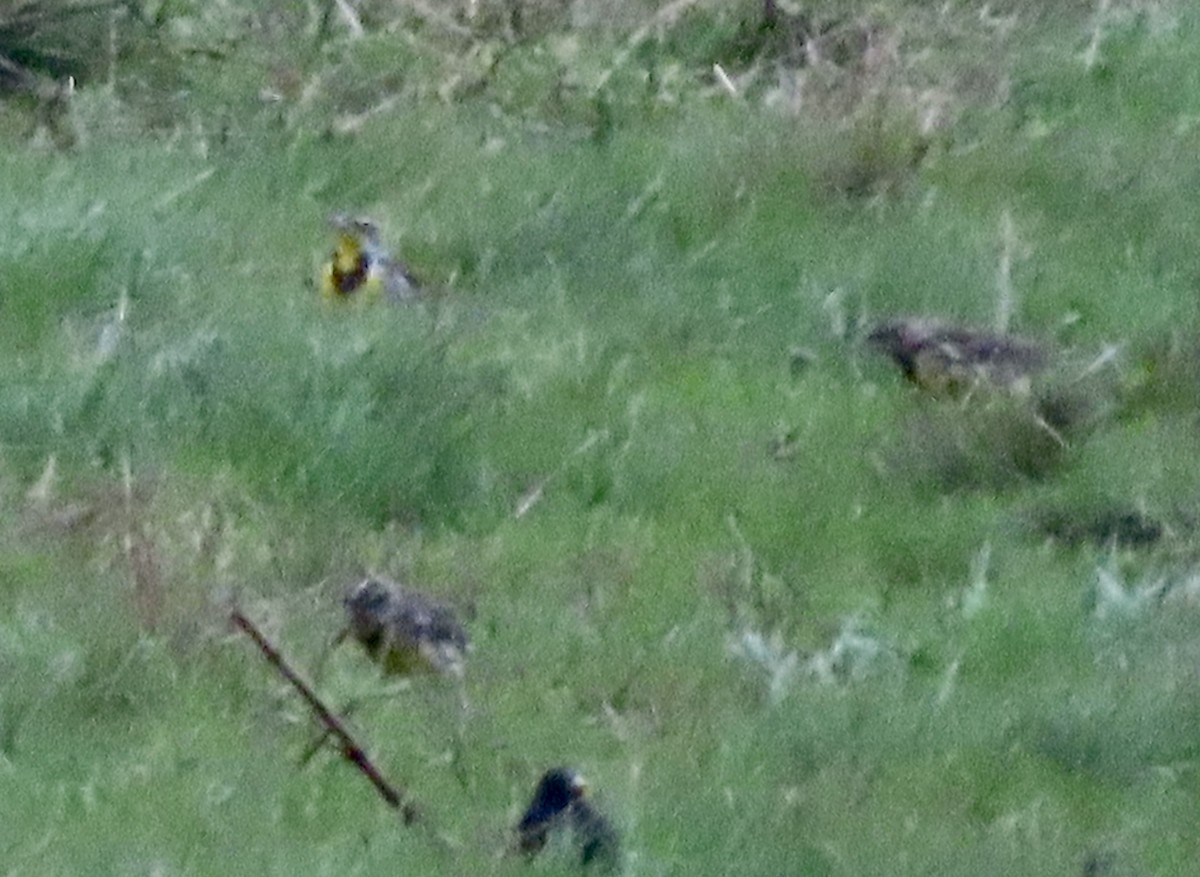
[867,317,1049,396]
[338,577,469,678]
[320,213,421,305]
[515,767,620,871]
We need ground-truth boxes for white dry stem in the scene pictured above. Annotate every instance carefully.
[513,429,609,518]
[994,209,1020,334]
[729,629,799,706]
[712,63,738,99]
[962,541,991,618]
[935,653,961,708]
[154,169,216,211]
[1075,342,1123,380]
[623,173,665,223]
[1080,0,1111,71]
[395,0,474,37]
[608,388,645,481]
[805,616,887,684]
[331,96,400,135]
[107,5,120,88]
[1031,412,1068,449]
[822,287,847,339]
[332,0,365,38]
[1092,562,1167,620]
[512,482,544,520]
[25,455,57,506]
[95,286,128,364]
[724,513,755,597]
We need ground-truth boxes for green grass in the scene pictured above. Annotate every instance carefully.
[3,1,1200,874]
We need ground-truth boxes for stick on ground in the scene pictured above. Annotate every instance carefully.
[230,609,421,824]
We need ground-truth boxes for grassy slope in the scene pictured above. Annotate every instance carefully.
[2,2,1200,874]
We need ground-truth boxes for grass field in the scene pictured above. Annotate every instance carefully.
[3,1,1200,874]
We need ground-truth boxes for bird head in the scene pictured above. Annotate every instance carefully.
[867,318,940,355]
[524,768,588,822]
[342,578,393,643]
[329,212,384,249]
[866,317,947,383]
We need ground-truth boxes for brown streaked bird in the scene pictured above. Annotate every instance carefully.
[867,317,1050,396]
[320,213,421,305]
[515,767,620,871]
[337,577,469,678]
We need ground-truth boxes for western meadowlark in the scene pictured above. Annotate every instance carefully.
[337,577,469,678]
[320,213,420,305]
[515,768,620,871]
[867,317,1049,396]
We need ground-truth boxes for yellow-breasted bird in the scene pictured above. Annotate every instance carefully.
[515,768,620,871]
[867,316,1049,396]
[320,213,421,305]
[337,577,469,678]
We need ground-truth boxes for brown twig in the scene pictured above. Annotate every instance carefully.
[230,610,421,824]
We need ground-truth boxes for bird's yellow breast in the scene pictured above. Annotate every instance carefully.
[320,233,383,304]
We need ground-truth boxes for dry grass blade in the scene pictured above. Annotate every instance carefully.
[231,609,422,824]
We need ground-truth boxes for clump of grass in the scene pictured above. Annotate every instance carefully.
[877,396,1074,493]
[0,1,122,86]
[38,312,498,527]
[1120,325,1200,419]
